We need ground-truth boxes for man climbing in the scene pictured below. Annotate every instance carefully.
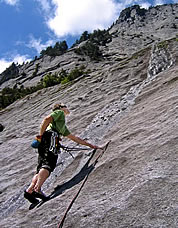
[24,103,102,204]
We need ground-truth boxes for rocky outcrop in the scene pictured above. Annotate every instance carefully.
[0,4,178,228]
[118,5,147,22]
[108,4,178,57]
[0,4,177,90]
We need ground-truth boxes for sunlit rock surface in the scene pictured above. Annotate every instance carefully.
[0,4,178,228]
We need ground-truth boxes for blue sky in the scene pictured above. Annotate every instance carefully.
[0,0,177,73]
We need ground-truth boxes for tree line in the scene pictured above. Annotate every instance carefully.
[0,28,112,109]
[0,66,88,110]
[39,29,112,60]
[73,29,112,60]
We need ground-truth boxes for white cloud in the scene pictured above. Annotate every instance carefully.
[46,0,157,37]
[36,0,52,14]
[154,0,165,5]
[13,55,31,65]
[0,59,12,74]
[140,2,151,9]
[0,55,31,74]
[1,0,19,5]
[27,35,55,54]
[47,0,121,37]
[121,0,151,9]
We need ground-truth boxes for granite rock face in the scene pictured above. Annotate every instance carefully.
[0,4,178,228]
[0,4,177,89]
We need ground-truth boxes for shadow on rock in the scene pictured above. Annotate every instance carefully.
[49,149,96,200]
[0,123,4,132]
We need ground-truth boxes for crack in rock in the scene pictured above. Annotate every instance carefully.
[81,43,174,144]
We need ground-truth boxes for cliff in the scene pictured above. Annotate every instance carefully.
[0,4,178,228]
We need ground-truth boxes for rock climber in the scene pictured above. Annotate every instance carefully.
[24,103,102,204]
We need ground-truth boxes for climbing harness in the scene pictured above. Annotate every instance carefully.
[57,140,111,228]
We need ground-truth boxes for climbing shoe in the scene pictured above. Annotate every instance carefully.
[32,191,48,201]
[24,190,39,204]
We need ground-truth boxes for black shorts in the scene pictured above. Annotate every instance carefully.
[37,131,59,174]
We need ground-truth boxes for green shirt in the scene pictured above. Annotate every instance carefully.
[47,110,70,136]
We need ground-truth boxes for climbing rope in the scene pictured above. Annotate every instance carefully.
[57,140,111,228]
[59,143,91,159]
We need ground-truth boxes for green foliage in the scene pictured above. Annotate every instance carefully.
[41,69,68,88]
[3,62,18,77]
[54,41,68,54]
[32,63,40,77]
[71,31,90,47]
[0,85,41,109]
[40,41,68,57]
[74,41,102,61]
[157,40,168,49]
[41,67,86,86]
[61,67,85,84]
[79,31,90,43]
[73,29,112,47]
[73,29,112,60]
[0,66,88,110]
[89,29,112,46]
[0,62,19,84]
[42,73,61,88]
